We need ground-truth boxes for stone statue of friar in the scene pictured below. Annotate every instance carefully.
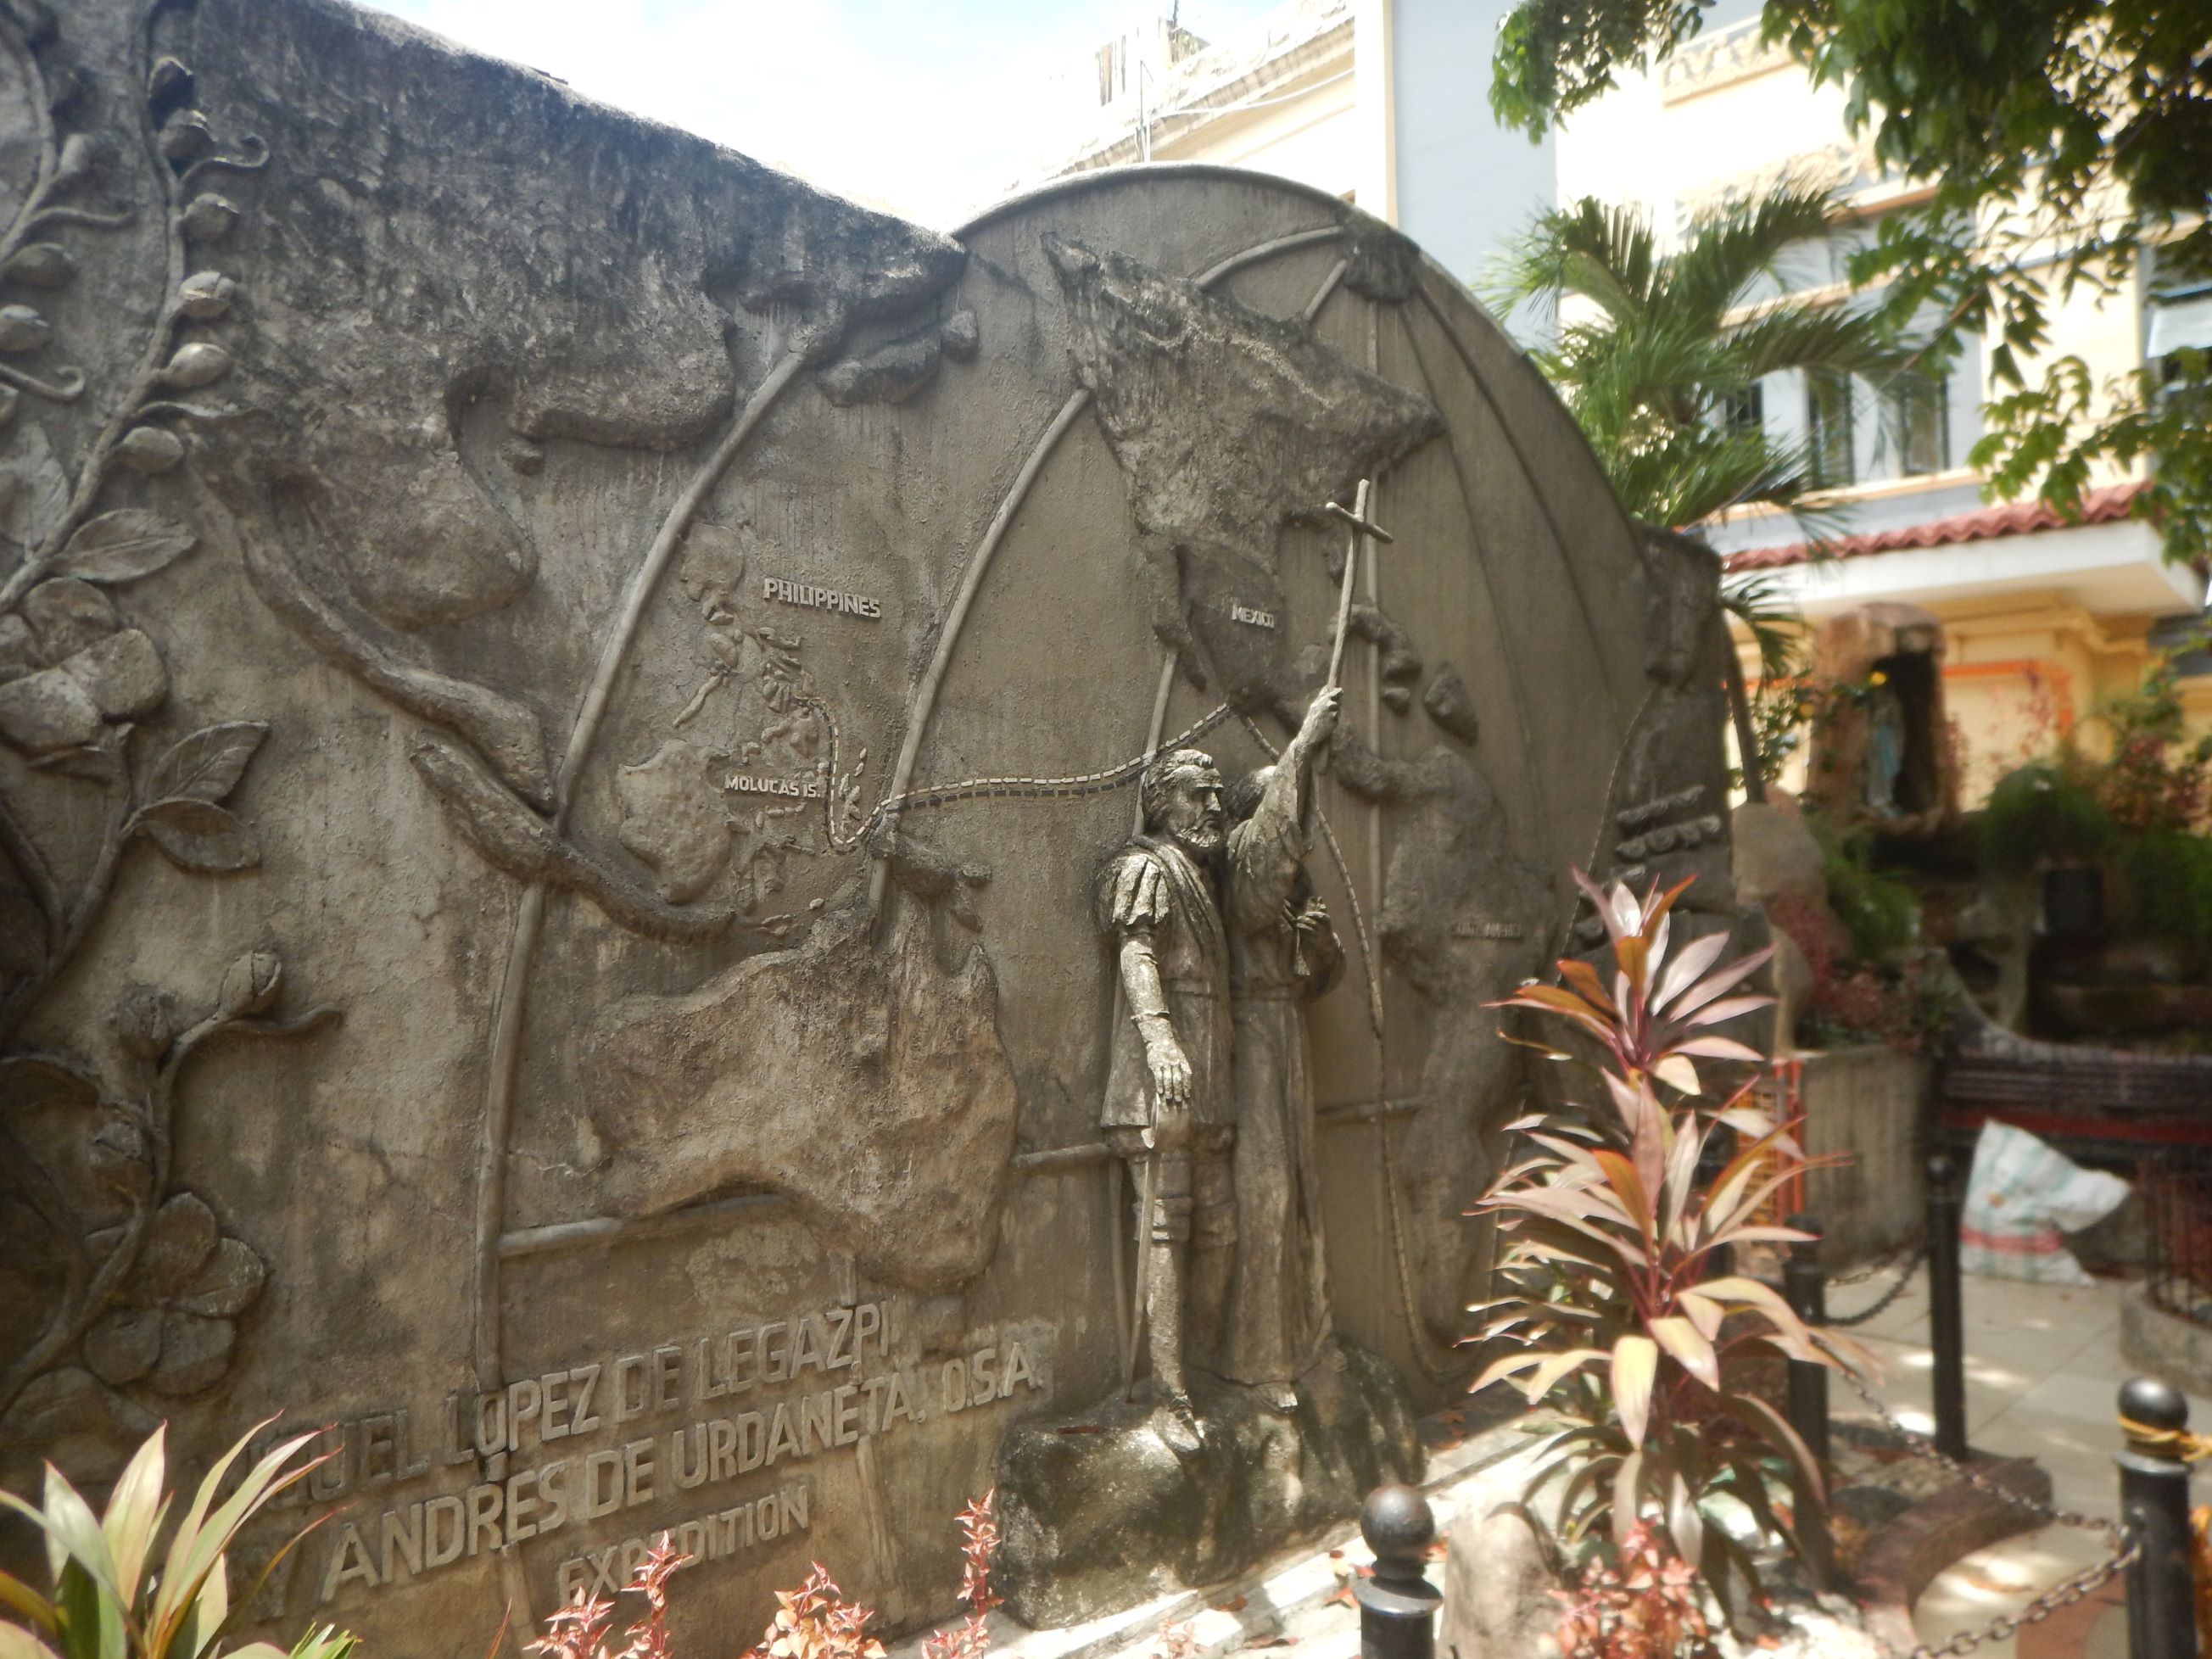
[1095,745,1235,1456]
[1219,687,1343,1410]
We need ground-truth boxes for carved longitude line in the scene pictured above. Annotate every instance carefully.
[1398,306,1555,852]
[1411,288,1656,939]
[1301,258,1349,326]
[867,222,1345,920]
[471,349,807,1390]
[1413,286,1637,719]
[867,387,1093,920]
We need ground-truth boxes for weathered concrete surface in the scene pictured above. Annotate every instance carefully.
[0,0,1732,1645]
[1801,1045,1930,1270]
[589,907,1020,1292]
[993,1343,1420,1627]
[1440,1502,1563,1659]
[2120,1282,2212,1397]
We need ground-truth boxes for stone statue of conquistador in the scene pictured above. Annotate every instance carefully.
[1095,744,1235,1455]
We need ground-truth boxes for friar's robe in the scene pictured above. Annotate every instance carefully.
[1217,778,1342,1387]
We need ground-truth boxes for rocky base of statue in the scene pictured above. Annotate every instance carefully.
[991,1338,1422,1628]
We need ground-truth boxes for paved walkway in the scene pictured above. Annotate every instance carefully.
[1840,1265,2208,1659]
[930,1268,2201,1659]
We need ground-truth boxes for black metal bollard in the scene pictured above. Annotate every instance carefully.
[1925,1152,1970,1461]
[1355,1484,1441,1659]
[1783,1212,1834,1589]
[2119,1377,2200,1659]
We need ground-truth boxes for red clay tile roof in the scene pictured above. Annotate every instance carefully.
[1720,478,2150,573]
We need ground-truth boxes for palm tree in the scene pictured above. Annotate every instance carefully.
[1486,184,1913,799]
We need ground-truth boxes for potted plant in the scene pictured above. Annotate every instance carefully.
[1472,874,1868,1645]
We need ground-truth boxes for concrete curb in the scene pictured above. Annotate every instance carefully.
[887,1419,1533,1659]
[1852,1453,2054,1655]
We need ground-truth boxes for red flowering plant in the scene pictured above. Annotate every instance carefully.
[523,1495,1003,1659]
[746,1565,886,1659]
[920,1490,1002,1659]
[1555,1520,1716,1659]
[1471,873,1870,1607]
[531,1536,690,1659]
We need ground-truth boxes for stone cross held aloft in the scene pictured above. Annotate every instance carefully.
[1321,478,1395,690]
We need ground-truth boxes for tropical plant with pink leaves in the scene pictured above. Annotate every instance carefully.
[1472,873,1867,1600]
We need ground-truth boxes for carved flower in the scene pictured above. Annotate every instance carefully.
[0,575,167,753]
[82,1192,265,1396]
[215,948,282,1019]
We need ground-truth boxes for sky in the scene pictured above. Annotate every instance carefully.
[356,0,1295,229]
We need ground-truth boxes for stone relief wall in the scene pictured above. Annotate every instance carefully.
[0,0,1739,1648]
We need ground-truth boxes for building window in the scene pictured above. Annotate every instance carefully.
[1884,372,1949,476]
[1719,382,1764,437]
[1806,368,1854,488]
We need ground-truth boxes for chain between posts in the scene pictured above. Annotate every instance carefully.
[1824,1247,1928,1327]
[1834,1366,2138,1656]
[1831,1235,1925,1288]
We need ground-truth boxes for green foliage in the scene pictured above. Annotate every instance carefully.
[1722,575,1810,793]
[1976,762,2115,874]
[1731,679,1808,794]
[1974,349,2212,566]
[1720,574,1802,690]
[1475,873,1865,1601]
[1489,0,1711,142]
[2118,832,2212,954]
[1487,0,2212,562]
[2081,657,2212,836]
[1484,188,1903,531]
[1976,655,2212,885]
[1796,954,1960,1054]
[0,1425,351,1659]
[1796,809,1915,962]
[1815,838,1916,963]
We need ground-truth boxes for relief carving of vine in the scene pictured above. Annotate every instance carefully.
[0,0,333,1455]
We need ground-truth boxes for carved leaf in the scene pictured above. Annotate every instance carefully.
[53,510,198,586]
[134,1193,220,1298]
[29,735,125,783]
[0,423,69,551]
[0,1051,99,1111]
[136,796,261,873]
[83,1308,162,1386]
[0,1369,160,1471]
[148,1310,234,1396]
[145,721,267,806]
[173,1236,265,1318]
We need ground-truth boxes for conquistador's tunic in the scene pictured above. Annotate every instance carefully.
[1095,835,1237,1255]
[1094,835,1233,1133]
